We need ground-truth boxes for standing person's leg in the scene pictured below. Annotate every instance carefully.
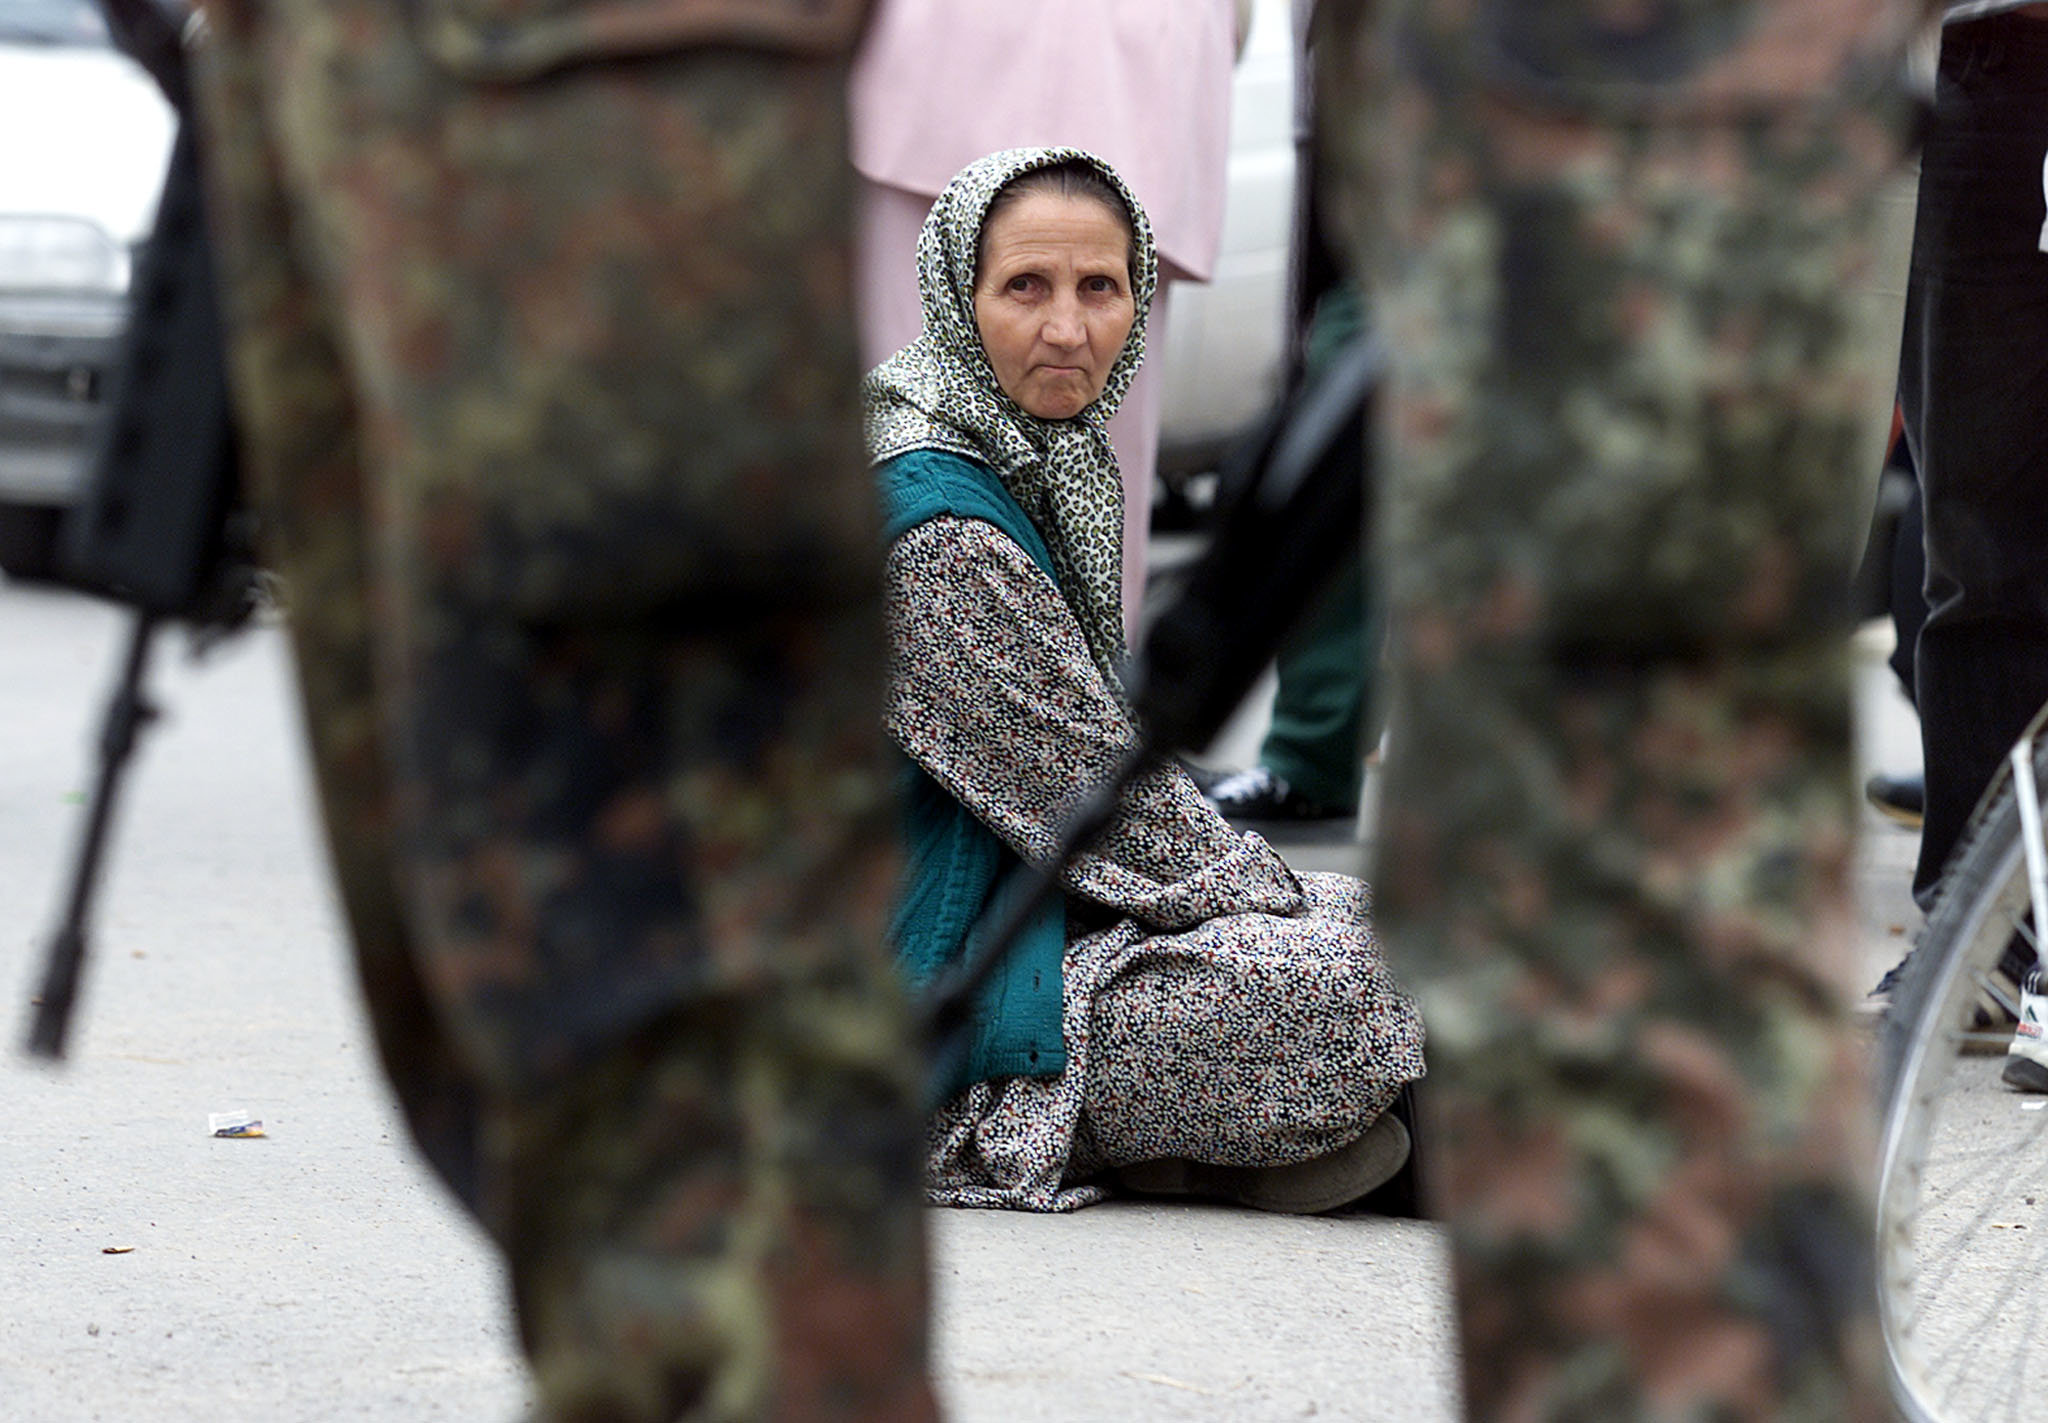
[1903,13,2048,908]
[1214,284,1377,822]
[855,175,938,372]
[1316,1,1918,1415]
[1221,551,1370,817]
[193,1,936,1418]
[1888,439,1927,706]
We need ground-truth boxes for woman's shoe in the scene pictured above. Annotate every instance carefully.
[1112,1113,1411,1215]
[1865,772,1924,829]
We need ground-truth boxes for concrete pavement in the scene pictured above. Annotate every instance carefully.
[0,579,1921,1421]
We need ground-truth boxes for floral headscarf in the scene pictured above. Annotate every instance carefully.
[863,147,1159,691]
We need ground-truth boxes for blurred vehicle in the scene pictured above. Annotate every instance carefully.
[0,0,175,577]
[1156,0,1296,484]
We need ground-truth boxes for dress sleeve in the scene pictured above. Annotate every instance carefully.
[885,515,1305,930]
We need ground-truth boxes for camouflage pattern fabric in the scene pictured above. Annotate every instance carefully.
[187,0,935,1417]
[1312,1,1936,1417]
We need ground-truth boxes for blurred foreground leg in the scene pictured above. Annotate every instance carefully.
[1316,1,1927,1416]
[191,0,934,1414]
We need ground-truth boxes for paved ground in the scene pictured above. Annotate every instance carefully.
[0,579,1922,1421]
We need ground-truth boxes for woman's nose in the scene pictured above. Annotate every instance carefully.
[1041,297,1086,348]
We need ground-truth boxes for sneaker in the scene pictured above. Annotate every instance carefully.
[1865,772,1925,829]
[2006,966,2048,1091]
[1206,766,1351,823]
[1112,1113,1412,1215]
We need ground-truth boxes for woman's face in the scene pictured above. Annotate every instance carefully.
[972,191,1137,421]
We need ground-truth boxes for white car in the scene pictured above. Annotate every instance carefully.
[0,0,175,571]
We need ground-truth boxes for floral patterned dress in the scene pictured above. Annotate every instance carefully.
[887,514,1426,1212]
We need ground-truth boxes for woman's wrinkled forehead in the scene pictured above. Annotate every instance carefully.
[975,178,1136,287]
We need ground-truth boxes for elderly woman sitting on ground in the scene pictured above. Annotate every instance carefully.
[864,147,1424,1213]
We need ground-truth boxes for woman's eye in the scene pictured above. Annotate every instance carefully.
[1007,275,1038,294]
[1084,277,1118,295]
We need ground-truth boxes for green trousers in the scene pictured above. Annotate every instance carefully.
[1260,549,1375,808]
[1259,284,1378,809]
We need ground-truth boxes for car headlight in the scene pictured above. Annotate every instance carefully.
[0,216,127,295]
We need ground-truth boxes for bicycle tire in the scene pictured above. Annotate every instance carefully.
[1876,728,2048,1423]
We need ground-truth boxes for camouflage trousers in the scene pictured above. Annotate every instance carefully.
[188,1,934,1418]
[1314,2,1936,1418]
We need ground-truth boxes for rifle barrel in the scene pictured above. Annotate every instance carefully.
[26,613,161,1060]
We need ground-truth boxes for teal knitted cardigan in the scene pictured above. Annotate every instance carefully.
[878,450,1069,1097]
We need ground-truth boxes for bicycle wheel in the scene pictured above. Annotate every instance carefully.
[1877,730,2048,1423]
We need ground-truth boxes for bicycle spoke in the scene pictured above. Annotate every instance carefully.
[1912,1163,2041,1312]
[1969,966,2021,1024]
[2013,913,2038,960]
[1926,1216,2048,1421]
[1907,1130,2047,1184]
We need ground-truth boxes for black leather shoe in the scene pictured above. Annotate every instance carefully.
[1207,766,1350,822]
[1113,1112,1412,1214]
[1865,772,1924,829]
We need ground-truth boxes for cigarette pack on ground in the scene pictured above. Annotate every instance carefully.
[208,1110,266,1138]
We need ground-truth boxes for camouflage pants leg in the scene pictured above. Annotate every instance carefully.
[189,1,935,1418]
[1315,2,1932,1418]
